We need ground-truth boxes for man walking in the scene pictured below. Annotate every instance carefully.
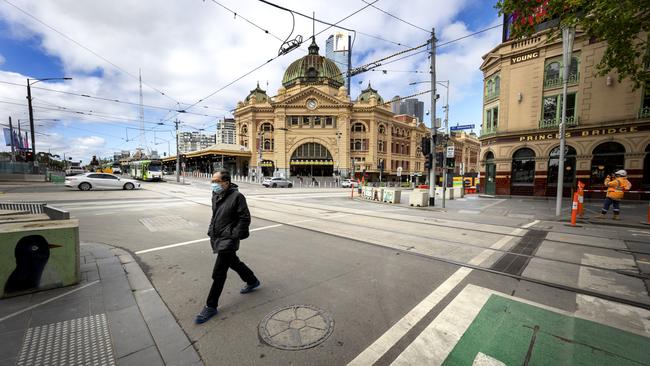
[597,169,631,220]
[195,170,260,324]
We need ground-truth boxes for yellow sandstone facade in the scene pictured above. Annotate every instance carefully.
[234,39,429,181]
[479,28,650,197]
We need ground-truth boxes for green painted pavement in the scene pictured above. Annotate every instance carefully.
[442,295,650,366]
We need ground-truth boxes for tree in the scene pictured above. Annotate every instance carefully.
[495,0,650,89]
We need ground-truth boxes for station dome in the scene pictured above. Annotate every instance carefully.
[281,38,345,89]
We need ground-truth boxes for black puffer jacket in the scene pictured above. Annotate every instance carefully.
[207,184,251,253]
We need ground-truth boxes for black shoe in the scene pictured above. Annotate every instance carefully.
[240,280,260,294]
[195,306,218,324]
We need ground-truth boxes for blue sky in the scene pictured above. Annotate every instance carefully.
[0,0,502,163]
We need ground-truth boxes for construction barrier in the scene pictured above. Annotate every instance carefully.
[570,192,579,227]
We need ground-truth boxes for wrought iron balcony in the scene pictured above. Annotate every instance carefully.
[481,125,498,137]
[484,89,500,103]
[539,115,579,129]
[638,106,650,119]
[543,72,580,89]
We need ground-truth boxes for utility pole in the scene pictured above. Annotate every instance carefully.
[428,28,437,206]
[8,117,15,161]
[175,119,180,183]
[347,34,352,94]
[26,80,36,159]
[555,26,575,216]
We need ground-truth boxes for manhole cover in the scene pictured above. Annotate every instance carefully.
[259,305,334,350]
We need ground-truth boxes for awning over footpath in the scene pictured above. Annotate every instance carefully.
[162,143,252,162]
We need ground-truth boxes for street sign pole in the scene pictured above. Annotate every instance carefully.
[556,26,575,217]
[429,28,437,207]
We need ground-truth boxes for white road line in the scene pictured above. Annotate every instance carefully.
[479,198,506,210]
[347,228,521,366]
[521,219,540,229]
[134,223,284,255]
[347,268,473,366]
[0,281,99,323]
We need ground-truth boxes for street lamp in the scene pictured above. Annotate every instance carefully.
[335,131,342,178]
[27,77,71,166]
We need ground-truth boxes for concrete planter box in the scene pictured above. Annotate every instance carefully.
[409,189,429,207]
[0,219,80,298]
[363,187,374,199]
[383,189,401,204]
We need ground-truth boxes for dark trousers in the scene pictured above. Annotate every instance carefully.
[206,251,257,308]
[601,197,620,214]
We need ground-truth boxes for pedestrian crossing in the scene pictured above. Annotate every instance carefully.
[51,198,199,216]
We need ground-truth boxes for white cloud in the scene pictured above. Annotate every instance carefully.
[0,54,5,65]
[0,0,502,160]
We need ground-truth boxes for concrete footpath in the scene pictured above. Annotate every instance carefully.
[0,243,202,366]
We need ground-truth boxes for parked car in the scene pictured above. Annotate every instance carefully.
[65,173,141,191]
[341,179,358,188]
[262,177,293,188]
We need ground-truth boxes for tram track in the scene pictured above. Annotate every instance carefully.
[141,185,650,310]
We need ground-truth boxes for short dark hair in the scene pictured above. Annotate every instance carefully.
[217,170,231,183]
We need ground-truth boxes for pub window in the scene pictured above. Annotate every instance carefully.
[544,58,579,88]
[484,106,499,130]
[511,148,536,184]
[303,116,311,126]
[541,94,576,125]
[641,82,650,118]
[544,61,561,84]
[485,79,493,96]
[494,76,500,94]
[590,142,625,185]
[547,145,577,186]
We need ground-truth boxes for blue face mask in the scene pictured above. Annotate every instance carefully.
[211,183,224,194]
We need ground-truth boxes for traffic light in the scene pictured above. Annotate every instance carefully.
[446,158,455,168]
[436,152,444,167]
[425,153,432,170]
[421,137,431,155]
[25,151,34,162]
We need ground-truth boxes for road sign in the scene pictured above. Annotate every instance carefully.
[446,146,455,158]
[449,124,475,131]
[181,162,186,169]
[397,167,402,177]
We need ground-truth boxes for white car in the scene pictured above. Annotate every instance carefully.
[65,173,141,191]
[262,177,293,188]
[341,179,358,188]
[65,167,85,176]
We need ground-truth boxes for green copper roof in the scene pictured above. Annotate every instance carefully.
[281,38,345,89]
[357,83,383,103]
[247,82,269,103]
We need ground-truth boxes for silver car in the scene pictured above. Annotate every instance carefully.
[65,173,141,191]
[262,177,293,188]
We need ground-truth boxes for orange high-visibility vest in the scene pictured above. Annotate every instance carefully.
[605,177,631,200]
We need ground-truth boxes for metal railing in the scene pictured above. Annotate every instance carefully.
[638,106,650,119]
[539,115,579,129]
[543,72,580,89]
[0,202,46,214]
[481,125,498,137]
[484,89,499,102]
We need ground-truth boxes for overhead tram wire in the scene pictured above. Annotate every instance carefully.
[1,0,181,106]
[380,89,431,106]
[0,80,229,119]
[163,0,380,123]
[361,0,429,33]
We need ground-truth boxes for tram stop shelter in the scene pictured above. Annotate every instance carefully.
[162,143,252,176]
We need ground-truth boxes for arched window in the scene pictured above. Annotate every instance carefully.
[511,148,536,184]
[351,123,366,132]
[545,62,561,83]
[263,139,273,151]
[590,142,625,185]
[485,151,495,161]
[486,79,494,95]
[241,125,248,135]
[494,76,500,94]
[354,140,362,150]
[547,145,577,185]
[261,123,274,132]
[378,124,386,134]
[378,140,385,153]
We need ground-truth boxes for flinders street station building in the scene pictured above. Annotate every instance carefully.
[233,39,429,180]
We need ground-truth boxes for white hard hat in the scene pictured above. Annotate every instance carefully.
[614,169,627,177]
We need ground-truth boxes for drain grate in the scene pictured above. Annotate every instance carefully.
[139,215,197,232]
[17,314,116,366]
[491,229,546,276]
[259,305,334,350]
